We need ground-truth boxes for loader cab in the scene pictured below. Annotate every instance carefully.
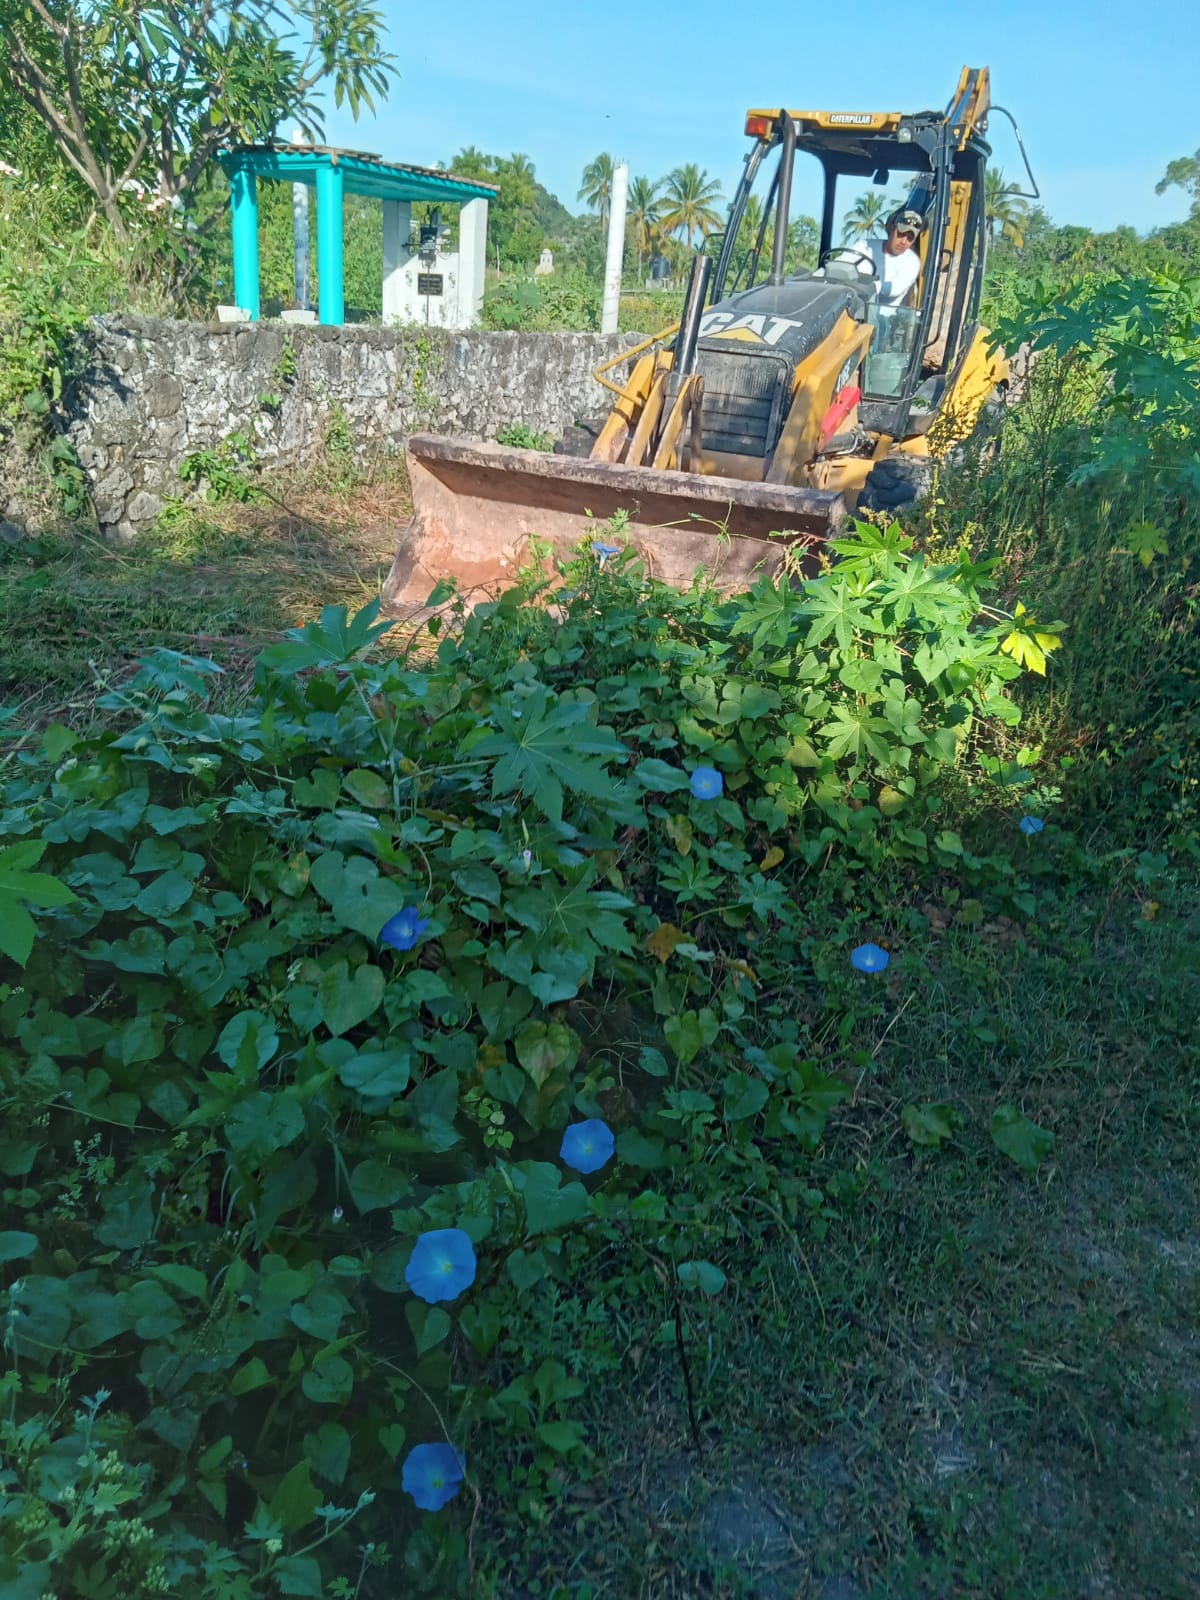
[708,70,994,443]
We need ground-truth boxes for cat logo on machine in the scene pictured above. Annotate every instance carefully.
[699,311,808,347]
[827,112,874,126]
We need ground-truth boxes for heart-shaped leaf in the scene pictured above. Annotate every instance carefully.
[318,962,384,1037]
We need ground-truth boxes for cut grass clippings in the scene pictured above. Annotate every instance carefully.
[0,465,410,734]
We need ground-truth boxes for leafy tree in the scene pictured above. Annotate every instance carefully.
[733,193,768,264]
[626,175,664,276]
[660,164,724,249]
[727,197,818,283]
[489,152,545,270]
[786,214,820,273]
[841,191,887,243]
[0,0,394,241]
[578,152,615,229]
[448,145,493,184]
[985,169,1031,248]
[1156,148,1200,217]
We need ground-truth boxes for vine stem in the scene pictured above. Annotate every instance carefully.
[623,1231,705,1454]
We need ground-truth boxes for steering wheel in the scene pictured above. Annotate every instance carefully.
[820,246,877,276]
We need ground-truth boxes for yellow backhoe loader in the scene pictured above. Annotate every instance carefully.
[382,66,1035,613]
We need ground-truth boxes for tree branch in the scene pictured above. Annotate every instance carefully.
[0,29,101,195]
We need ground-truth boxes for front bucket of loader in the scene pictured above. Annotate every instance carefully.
[381,436,846,617]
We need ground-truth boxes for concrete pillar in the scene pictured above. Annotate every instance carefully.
[601,162,629,335]
[458,197,489,327]
[292,126,310,309]
[382,199,413,325]
[229,165,260,321]
[315,162,345,325]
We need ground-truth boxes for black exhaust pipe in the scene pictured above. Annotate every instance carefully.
[673,251,713,381]
[769,112,796,286]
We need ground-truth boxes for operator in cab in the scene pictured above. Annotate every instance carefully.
[844,207,925,305]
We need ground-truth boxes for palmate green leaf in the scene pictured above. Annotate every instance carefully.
[503,866,633,956]
[875,557,970,627]
[801,577,881,652]
[258,600,396,674]
[816,705,895,768]
[727,574,805,652]
[1124,522,1169,568]
[471,686,628,823]
[827,518,915,575]
[997,604,1064,677]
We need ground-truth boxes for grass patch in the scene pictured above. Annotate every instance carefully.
[0,466,409,728]
[469,873,1200,1599]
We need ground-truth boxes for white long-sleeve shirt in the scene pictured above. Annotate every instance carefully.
[839,238,922,306]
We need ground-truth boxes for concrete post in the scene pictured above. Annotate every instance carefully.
[458,197,489,327]
[315,161,345,325]
[600,162,629,335]
[381,199,413,325]
[229,165,260,321]
[292,126,310,309]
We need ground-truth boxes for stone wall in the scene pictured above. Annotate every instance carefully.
[2,316,642,539]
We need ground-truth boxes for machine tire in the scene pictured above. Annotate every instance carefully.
[553,415,607,458]
[856,453,935,515]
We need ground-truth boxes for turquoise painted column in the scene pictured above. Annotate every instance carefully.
[229,164,260,320]
[315,162,345,325]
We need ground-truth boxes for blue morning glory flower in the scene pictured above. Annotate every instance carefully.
[402,1442,466,1511]
[689,766,724,801]
[851,942,890,973]
[592,542,621,565]
[405,1228,477,1303]
[380,906,430,952]
[1019,815,1045,835]
[560,1119,615,1175]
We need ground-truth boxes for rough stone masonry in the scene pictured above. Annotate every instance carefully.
[0,315,642,540]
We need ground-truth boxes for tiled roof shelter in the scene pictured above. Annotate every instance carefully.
[217,144,498,325]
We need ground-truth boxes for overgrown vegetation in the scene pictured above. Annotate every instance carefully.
[931,268,1200,853]
[0,516,1078,1594]
[3,28,1200,1598]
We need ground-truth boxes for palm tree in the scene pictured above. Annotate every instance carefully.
[498,153,538,212]
[449,146,494,183]
[578,153,615,228]
[985,169,1031,248]
[627,175,664,275]
[841,191,888,243]
[660,164,724,249]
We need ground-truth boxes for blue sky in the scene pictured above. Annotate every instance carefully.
[320,0,1199,233]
